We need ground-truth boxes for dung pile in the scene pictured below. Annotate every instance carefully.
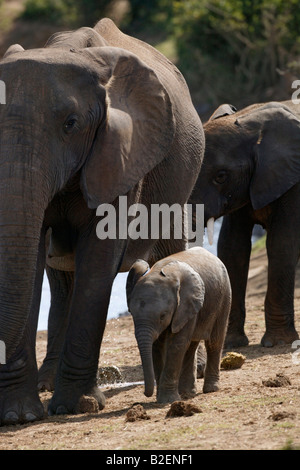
[262,373,291,388]
[126,404,150,422]
[268,411,296,421]
[166,401,202,418]
[78,395,99,413]
[221,352,246,370]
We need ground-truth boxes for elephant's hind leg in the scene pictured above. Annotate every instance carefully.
[38,266,74,391]
[178,341,199,398]
[202,341,222,393]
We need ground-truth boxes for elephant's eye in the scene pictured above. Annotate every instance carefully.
[214,170,227,185]
[63,116,78,134]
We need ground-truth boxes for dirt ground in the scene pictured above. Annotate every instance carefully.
[0,0,298,454]
[0,245,299,451]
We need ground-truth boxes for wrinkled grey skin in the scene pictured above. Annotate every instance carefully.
[0,18,204,425]
[126,247,231,403]
[190,100,300,348]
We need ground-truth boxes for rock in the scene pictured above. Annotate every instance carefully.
[221,352,246,370]
[78,395,99,413]
[166,401,202,418]
[125,404,150,422]
[97,365,123,385]
[262,373,291,388]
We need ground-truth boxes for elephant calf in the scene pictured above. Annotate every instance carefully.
[126,247,231,403]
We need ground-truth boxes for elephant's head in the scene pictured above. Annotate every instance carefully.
[191,101,300,236]
[126,259,205,397]
[0,27,175,360]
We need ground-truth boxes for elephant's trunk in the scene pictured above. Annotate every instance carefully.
[0,233,42,357]
[0,148,49,359]
[135,326,156,397]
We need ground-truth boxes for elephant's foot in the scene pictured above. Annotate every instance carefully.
[157,389,181,404]
[0,360,44,426]
[38,360,57,391]
[224,331,249,349]
[179,389,197,400]
[261,327,299,348]
[178,377,197,398]
[1,393,44,426]
[203,378,219,394]
[48,385,105,416]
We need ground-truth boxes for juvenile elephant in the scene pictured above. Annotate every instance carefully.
[190,100,300,348]
[0,19,204,425]
[126,247,231,403]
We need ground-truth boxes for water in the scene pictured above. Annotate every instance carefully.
[38,271,130,330]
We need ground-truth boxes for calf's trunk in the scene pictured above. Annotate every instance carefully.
[135,328,156,397]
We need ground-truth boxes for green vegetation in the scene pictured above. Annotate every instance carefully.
[22,0,72,24]
[20,0,300,111]
[281,439,300,450]
[124,0,300,109]
[22,0,112,27]
[170,0,300,108]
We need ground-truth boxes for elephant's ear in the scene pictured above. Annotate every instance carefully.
[162,261,205,334]
[3,44,24,58]
[237,106,300,210]
[126,259,150,306]
[45,27,108,49]
[209,104,237,121]
[80,46,175,208]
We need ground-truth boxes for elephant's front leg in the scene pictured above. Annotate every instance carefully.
[262,196,300,346]
[157,327,192,404]
[48,235,126,415]
[152,331,167,388]
[218,207,254,348]
[0,226,46,425]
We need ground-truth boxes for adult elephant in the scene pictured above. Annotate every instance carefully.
[190,100,300,348]
[0,18,204,425]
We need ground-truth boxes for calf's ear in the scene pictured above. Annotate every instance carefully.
[162,261,205,334]
[126,260,150,306]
